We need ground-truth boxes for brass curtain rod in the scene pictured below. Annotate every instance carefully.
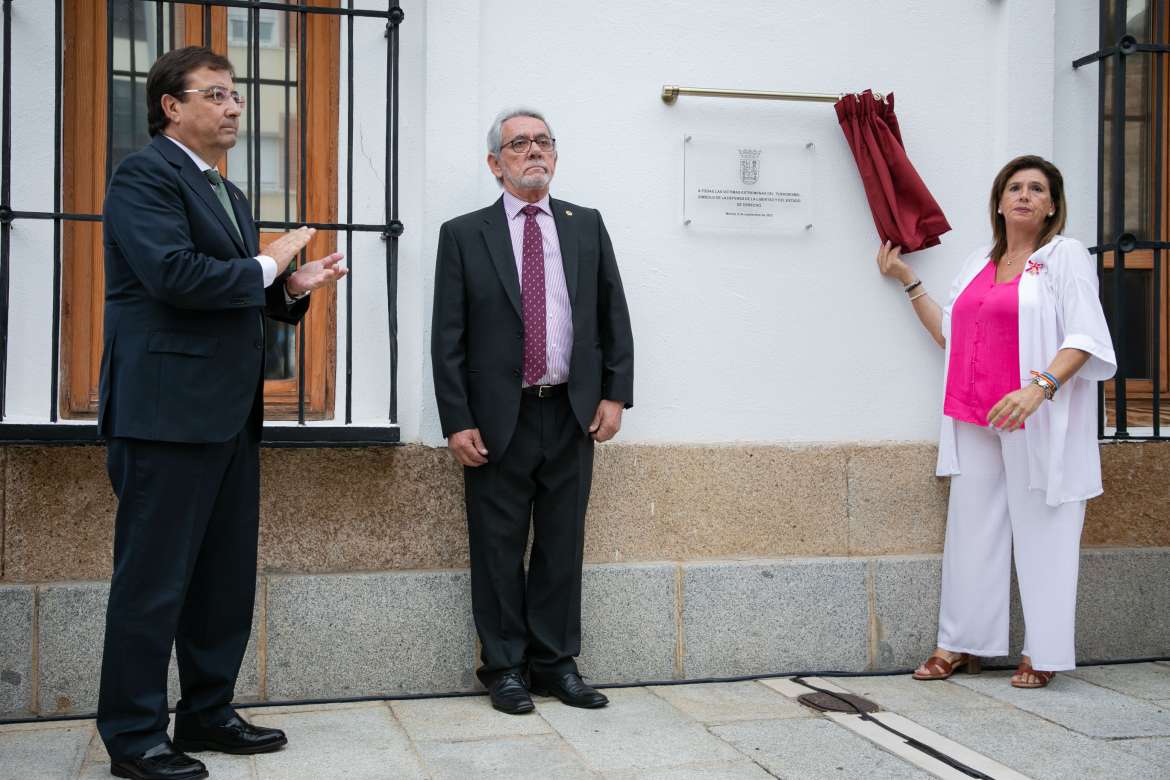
[661,85,873,105]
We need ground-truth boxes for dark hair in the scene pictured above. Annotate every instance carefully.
[989,155,1067,263]
[146,46,235,137]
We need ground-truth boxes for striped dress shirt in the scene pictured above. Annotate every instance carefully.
[503,191,573,386]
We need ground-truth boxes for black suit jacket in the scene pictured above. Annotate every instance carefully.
[431,195,634,460]
[99,135,309,443]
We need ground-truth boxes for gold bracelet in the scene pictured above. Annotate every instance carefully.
[908,289,928,302]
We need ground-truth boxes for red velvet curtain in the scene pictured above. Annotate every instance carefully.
[835,90,951,253]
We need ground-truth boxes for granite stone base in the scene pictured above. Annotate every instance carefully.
[6,441,1169,583]
[4,549,1166,718]
[0,586,33,716]
[33,581,261,716]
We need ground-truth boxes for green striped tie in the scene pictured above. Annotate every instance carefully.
[204,168,244,244]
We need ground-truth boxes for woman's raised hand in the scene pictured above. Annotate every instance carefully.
[876,240,915,286]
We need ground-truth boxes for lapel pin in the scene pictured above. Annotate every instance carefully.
[565,209,573,216]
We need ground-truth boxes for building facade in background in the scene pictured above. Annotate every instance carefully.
[1,0,1168,719]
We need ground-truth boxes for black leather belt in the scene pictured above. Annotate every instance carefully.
[521,383,567,398]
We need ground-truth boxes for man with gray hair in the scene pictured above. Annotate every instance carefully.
[431,108,634,714]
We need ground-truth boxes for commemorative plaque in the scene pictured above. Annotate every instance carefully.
[682,135,814,232]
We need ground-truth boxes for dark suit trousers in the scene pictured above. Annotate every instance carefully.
[464,391,595,686]
[97,426,259,761]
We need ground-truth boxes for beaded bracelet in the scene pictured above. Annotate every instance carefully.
[904,279,922,294]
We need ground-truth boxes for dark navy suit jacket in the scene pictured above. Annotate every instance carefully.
[99,134,308,443]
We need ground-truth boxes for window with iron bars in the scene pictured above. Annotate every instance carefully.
[0,0,404,444]
[1073,0,1170,439]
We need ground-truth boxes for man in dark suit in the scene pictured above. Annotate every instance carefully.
[431,108,634,715]
[97,47,346,780]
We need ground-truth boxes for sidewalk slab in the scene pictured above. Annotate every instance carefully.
[1068,663,1170,700]
[78,752,256,780]
[249,702,426,779]
[909,706,1168,779]
[647,680,809,724]
[1113,736,1170,768]
[712,717,932,779]
[951,670,1170,737]
[536,687,742,773]
[835,674,1007,713]
[414,734,594,779]
[603,762,773,779]
[0,723,91,780]
[390,695,553,742]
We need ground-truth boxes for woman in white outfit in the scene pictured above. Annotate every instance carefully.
[876,155,1116,688]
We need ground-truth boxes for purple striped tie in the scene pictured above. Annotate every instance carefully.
[520,205,547,385]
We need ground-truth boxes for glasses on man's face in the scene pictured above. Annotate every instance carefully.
[503,135,556,155]
[179,86,246,108]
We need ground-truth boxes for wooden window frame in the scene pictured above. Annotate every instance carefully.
[61,0,339,421]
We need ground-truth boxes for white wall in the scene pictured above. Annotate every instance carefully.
[404,0,1097,445]
[2,0,1102,445]
[1054,0,1102,244]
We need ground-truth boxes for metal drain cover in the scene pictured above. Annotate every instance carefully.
[797,692,880,713]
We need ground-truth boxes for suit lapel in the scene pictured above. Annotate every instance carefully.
[550,198,579,304]
[153,136,249,256]
[481,197,522,318]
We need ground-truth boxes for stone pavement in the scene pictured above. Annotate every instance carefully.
[3,663,1170,779]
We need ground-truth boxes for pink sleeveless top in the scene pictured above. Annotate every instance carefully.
[944,259,1022,427]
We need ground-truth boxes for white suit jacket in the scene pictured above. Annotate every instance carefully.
[936,235,1117,506]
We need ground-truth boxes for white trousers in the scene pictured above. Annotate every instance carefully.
[937,421,1086,671]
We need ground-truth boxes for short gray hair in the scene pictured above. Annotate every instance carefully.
[486,107,554,155]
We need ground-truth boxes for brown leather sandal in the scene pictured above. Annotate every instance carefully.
[912,652,982,680]
[1011,659,1055,688]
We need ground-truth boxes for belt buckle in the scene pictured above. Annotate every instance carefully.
[537,384,553,398]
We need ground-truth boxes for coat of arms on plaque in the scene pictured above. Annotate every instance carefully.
[738,148,761,185]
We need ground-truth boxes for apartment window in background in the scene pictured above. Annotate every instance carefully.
[61,0,340,420]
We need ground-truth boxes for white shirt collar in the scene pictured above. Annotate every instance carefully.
[162,133,215,173]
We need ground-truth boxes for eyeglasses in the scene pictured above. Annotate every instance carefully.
[503,135,556,154]
[178,86,246,107]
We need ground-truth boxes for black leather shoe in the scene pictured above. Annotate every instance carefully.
[489,671,535,715]
[531,672,609,709]
[110,742,208,780]
[173,714,287,755]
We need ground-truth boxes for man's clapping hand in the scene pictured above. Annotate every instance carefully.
[286,252,348,296]
[266,226,315,275]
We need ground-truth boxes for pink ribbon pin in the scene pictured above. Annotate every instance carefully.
[1025,260,1045,275]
